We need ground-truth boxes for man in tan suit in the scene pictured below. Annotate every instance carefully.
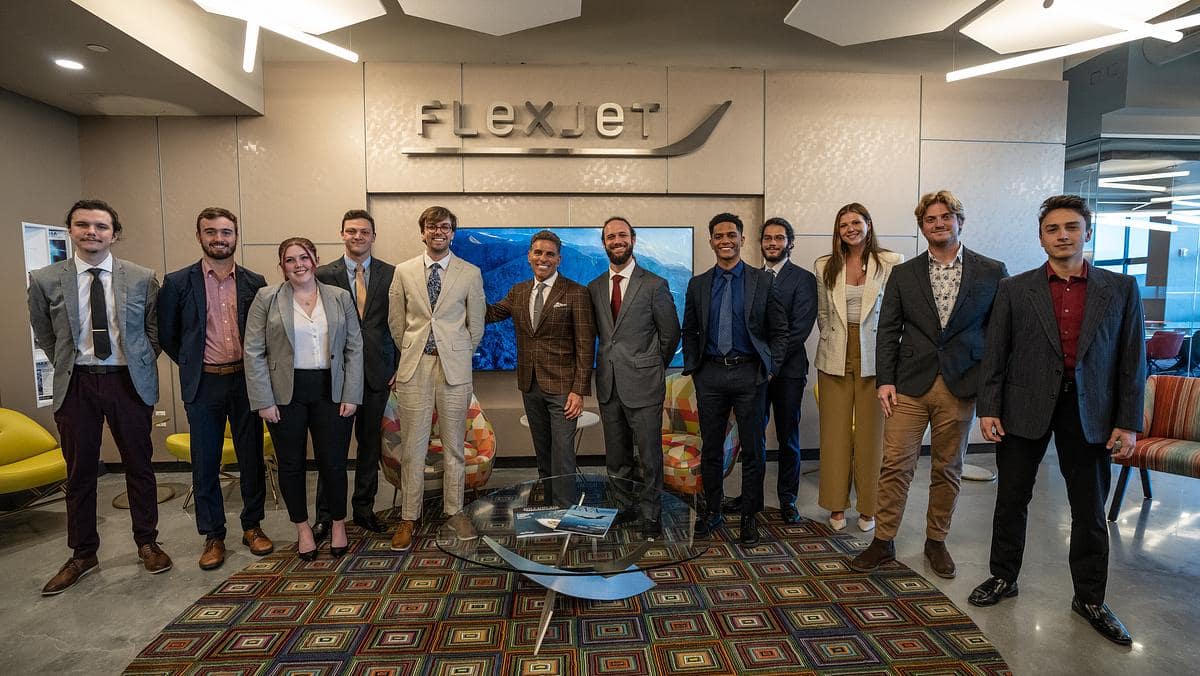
[387,206,485,550]
[487,230,595,502]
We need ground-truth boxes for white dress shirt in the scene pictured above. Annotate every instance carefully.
[608,258,636,304]
[292,290,330,369]
[765,260,786,276]
[422,251,451,288]
[75,253,125,365]
[529,271,559,319]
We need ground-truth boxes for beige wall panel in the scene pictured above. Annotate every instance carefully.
[238,62,367,245]
[765,71,920,237]
[158,117,240,274]
[460,64,668,193]
[921,77,1068,144]
[365,62,464,193]
[666,68,764,195]
[0,91,79,434]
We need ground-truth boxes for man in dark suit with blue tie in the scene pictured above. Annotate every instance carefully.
[682,213,789,545]
[314,209,397,537]
[969,195,1145,646]
[159,207,271,570]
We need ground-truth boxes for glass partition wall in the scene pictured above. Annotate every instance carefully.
[1066,136,1200,375]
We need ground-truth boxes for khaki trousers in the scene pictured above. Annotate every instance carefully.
[396,354,471,521]
[817,324,884,515]
[875,374,974,542]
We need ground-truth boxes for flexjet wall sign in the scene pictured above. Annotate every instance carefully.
[402,99,732,158]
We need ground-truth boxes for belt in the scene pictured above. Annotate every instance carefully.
[77,364,127,375]
[203,362,244,375]
[705,354,756,367]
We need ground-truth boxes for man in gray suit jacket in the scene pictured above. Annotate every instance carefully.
[588,217,681,537]
[28,199,172,596]
[968,195,1144,646]
[852,190,1007,579]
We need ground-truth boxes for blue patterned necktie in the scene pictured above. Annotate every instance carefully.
[424,263,442,354]
[717,271,733,355]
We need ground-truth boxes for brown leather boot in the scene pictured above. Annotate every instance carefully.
[138,543,173,574]
[924,538,957,579]
[198,538,225,570]
[848,537,896,572]
[242,528,274,556]
[41,556,99,596]
[391,520,417,551]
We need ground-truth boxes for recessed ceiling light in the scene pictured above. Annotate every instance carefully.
[54,58,85,70]
[86,44,109,53]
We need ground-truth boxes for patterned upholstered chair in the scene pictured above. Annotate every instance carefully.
[381,393,497,503]
[0,408,67,517]
[661,373,740,497]
[1108,374,1200,520]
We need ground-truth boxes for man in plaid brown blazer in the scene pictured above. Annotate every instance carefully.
[486,230,596,498]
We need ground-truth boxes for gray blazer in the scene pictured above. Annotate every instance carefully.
[243,281,364,411]
[588,264,681,409]
[977,264,1146,443]
[27,257,161,411]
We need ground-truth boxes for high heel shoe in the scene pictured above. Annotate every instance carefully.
[330,520,349,558]
[297,548,318,562]
[330,544,349,558]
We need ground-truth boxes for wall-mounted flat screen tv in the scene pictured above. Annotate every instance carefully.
[451,226,694,371]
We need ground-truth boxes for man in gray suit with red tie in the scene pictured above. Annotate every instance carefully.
[969,195,1145,646]
[588,217,681,537]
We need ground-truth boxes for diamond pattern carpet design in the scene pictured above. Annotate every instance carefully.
[125,509,1009,675]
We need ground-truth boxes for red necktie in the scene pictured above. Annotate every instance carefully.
[611,274,623,321]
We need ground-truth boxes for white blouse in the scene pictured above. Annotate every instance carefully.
[292,292,330,369]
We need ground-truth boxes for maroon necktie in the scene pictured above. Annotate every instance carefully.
[611,274,623,321]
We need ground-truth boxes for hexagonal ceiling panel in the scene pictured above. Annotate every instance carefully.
[398,0,582,36]
[961,0,1192,54]
[783,0,985,47]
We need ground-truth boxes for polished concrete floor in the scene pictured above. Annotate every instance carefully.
[1,452,1197,675]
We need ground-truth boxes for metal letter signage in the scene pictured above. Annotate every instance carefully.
[404,100,732,158]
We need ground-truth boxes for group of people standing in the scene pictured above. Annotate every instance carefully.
[28,189,1144,646]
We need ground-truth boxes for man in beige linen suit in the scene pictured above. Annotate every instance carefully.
[387,205,485,551]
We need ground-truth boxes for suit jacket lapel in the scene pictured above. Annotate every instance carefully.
[234,265,256,335]
[319,282,341,346]
[742,266,757,324]
[278,283,296,348]
[591,278,615,335]
[62,259,81,339]
[944,248,977,332]
[329,259,351,292]
[1027,276,1062,357]
[613,268,643,331]
[698,269,713,337]
[1076,269,1113,361]
[517,280,535,335]
[915,252,938,322]
[435,258,463,318]
[365,260,387,316]
[536,280,567,333]
[113,259,128,336]
[190,262,208,332]
[858,256,882,321]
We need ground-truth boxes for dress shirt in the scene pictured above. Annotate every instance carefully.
[202,259,242,364]
[928,244,964,329]
[764,260,785,276]
[344,255,371,299]
[292,290,330,369]
[422,252,452,292]
[608,258,636,306]
[705,261,753,357]
[1047,260,1089,374]
[529,271,559,319]
[74,253,125,366]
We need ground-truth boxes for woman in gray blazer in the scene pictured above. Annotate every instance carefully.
[244,237,364,560]
[813,203,904,533]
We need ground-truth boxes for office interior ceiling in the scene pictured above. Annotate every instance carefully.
[962,0,1194,54]
[397,0,582,36]
[783,0,982,47]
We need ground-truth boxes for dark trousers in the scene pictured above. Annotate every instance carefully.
[694,360,767,516]
[265,369,353,524]
[988,382,1112,604]
[764,374,805,507]
[316,384,387,522]
[54,368,158,559]
[184,370,265,539]
[522,378,579,504]
[599,396,664,520]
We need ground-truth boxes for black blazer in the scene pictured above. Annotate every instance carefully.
[876,247,1008,399]
[772,260,819,379]
[977,264,1146,443]
[316,256,398,392]
[681,263,789,383]
[158,261,267,404]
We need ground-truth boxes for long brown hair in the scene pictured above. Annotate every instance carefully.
[820,202,888,290]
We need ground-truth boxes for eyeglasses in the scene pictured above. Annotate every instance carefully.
[423,224,453,233]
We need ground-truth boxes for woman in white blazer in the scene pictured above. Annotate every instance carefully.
[813,203,904,533]
[244,237,364,561]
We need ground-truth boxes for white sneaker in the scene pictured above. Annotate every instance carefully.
[857,516,876,532]
[829,514,847,531]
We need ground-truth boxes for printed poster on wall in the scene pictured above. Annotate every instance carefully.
[23,223,71,407]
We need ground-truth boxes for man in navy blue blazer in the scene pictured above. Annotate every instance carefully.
[159,207,271,570]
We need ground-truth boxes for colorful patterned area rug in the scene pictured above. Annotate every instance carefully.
[125,510,1009,675]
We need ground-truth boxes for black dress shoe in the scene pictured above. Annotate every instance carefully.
[311,521,331,544]
[780,504,801,525]
[614,509,639,525]
[693,514,725,537]
[641,519,662,539]
[739,513,761,546]
[968,577,1018,607]
[721,495,743,514]
[1071,597,1132,646]
[353,513,386,533]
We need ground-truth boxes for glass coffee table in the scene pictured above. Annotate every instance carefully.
[435,473,707,655]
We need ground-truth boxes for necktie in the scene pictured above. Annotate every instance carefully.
[354,264,367,319]
[717,271,733,355]
[767,266,776,279]
[532,282,546,328]
[611,274,623,321]
[424,263,442,354]
[88,268,112,360]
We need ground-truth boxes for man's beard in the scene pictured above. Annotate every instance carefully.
[606,246,632,266]
[204,243,236,260]
[762,249,786,264]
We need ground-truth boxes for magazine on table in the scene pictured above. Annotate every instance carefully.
[555,505,618,538]
[514,507,569,539]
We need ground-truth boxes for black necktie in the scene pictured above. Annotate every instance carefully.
[88,268,112,360]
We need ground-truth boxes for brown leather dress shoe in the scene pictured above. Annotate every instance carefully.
[242,528,275,556]
[41,556,99,596]
[924,538,957,579]
[848,537,896,572]
[198,538,225,570]
[391,520,417,551]
[138,543,173,574]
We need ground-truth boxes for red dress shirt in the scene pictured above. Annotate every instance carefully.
[202,259,242,364]
[1046,260,1088,374]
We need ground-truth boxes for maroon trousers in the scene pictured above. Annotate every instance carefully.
[54,368,158,558]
